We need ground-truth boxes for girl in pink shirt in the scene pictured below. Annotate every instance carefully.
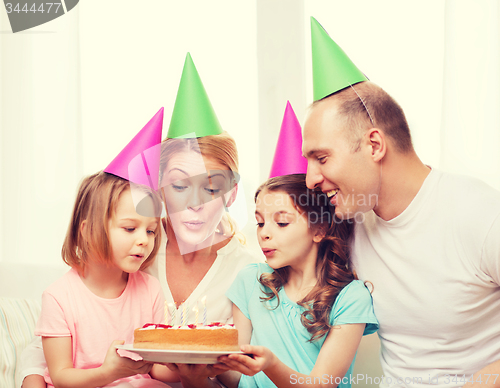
[35,172,177,388]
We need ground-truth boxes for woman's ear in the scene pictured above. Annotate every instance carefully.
[224,184,238,209]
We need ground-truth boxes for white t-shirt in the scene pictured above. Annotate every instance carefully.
[351,168,500,388]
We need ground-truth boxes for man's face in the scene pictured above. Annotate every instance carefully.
[302,99,380,220]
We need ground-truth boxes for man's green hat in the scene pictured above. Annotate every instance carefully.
[167,53,224,138]
[311,17,368,101]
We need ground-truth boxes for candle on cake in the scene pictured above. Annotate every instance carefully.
[164,301,169,325]
[201,295,207,326]
[168,303,176,326]
[182,302,188,326]
[193,304,199,325]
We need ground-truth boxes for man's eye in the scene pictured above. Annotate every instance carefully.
[317,157,327,164]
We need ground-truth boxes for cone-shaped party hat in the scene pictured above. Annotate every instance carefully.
[104,107,163,190]
[269,101,307,178]
[311,17,368,101]
[167,53,224,139]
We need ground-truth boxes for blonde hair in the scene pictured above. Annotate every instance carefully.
[160,132,244,243]
[62,172,162,275]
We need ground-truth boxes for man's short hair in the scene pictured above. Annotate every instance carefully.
[317,81,413,153]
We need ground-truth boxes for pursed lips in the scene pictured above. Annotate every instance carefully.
[130,253,144,260]
[261,248,276,257]
[183,220,205,230]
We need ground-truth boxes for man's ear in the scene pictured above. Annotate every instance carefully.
[224,184,238,209]
[366,128,386,162]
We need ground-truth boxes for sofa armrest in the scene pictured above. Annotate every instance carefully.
[0,297,41,388]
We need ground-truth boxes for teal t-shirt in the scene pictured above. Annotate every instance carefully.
[226,263,378,388]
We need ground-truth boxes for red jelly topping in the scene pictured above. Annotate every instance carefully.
[141,323,172,329]
[187,324,197,329]
[207,322,223,327]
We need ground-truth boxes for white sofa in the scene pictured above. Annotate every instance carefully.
[0,263,65,388]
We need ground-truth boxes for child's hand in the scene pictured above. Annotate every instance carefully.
[100,340,152,381]
[218,345,276,376]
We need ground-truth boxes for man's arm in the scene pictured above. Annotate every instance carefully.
[462,359,500,388]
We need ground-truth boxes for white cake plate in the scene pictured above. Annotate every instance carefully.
[116,344,245,364]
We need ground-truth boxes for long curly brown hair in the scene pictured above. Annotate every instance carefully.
[255,174,356,342]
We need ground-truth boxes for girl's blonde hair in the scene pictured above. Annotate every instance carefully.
[160,132,244,243]
[62,172,162,275]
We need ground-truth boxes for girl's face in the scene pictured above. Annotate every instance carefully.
[255,189,321,271]
[161,150,235,251]
[108,189,158,273]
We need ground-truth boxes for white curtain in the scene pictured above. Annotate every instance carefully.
[0,7,82,274]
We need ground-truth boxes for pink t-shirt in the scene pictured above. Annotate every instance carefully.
[35,268,165,387]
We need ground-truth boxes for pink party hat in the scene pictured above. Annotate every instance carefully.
[104,108,163,190]
[269,102,307,178]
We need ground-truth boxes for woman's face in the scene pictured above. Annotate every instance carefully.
[160,150,235,251]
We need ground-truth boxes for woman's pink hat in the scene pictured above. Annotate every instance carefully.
[269,101,308,178]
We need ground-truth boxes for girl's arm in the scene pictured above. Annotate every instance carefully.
[149,364,181,383]
[43,337,152,388]
[220,323,366,388]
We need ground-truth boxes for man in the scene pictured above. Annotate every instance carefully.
[302,18,500,388]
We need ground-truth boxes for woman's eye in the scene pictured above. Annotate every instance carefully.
[124,228,135,232]
[172,184,187,191]
[205,188,221,195]
[147,230,156,235]
[256,222,264,228]
[277,223,289,228]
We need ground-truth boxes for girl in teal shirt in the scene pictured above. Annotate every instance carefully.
[220,174,378,388]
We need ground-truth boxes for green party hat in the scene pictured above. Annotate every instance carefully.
[167,53,224,138]
[311,17,368,101]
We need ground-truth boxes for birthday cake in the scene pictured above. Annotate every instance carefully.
[133,322,239,351]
